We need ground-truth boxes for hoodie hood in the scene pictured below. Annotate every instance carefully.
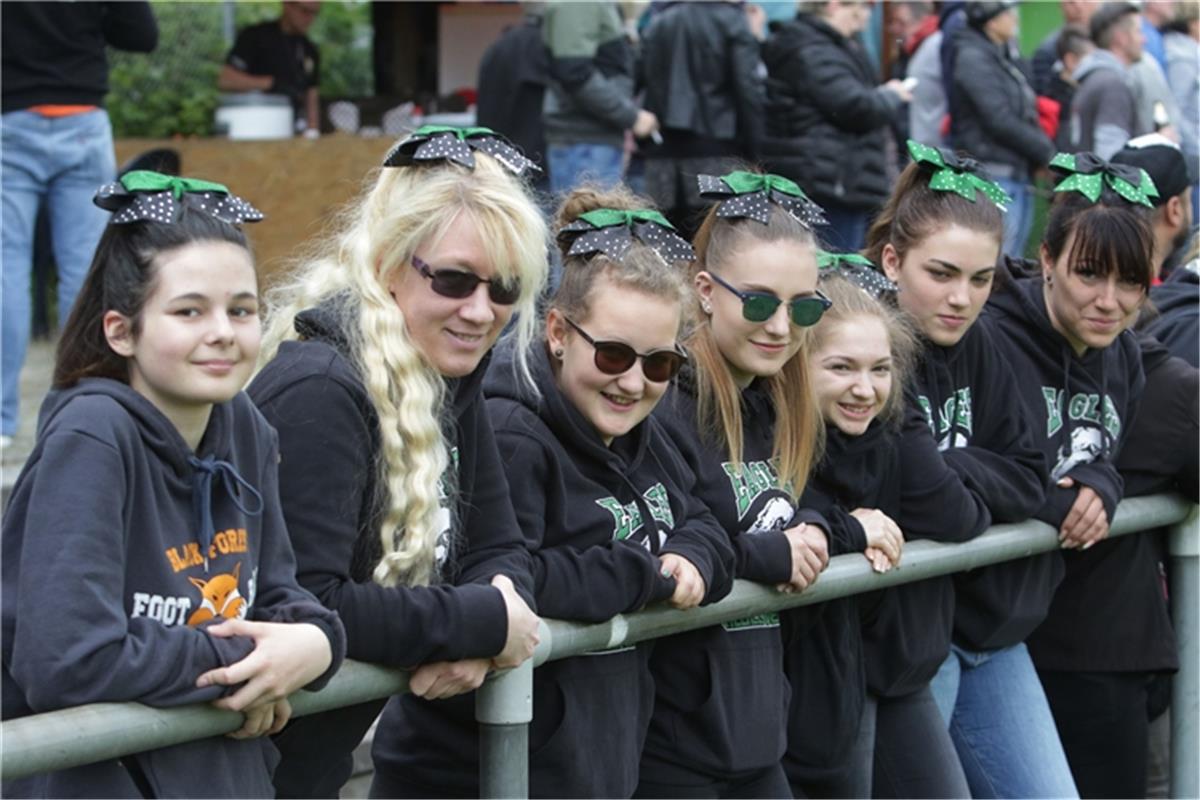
[1072,48,1127,84]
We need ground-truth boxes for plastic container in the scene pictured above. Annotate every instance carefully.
[214,93,294,141]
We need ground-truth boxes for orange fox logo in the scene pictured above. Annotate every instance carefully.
[186,562,246,626]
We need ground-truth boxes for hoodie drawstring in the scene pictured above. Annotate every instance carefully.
[188,455,264,570]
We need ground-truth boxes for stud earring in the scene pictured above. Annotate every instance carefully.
[702,303,712,314]
[553,349,564,358]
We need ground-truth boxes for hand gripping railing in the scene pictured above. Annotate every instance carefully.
[3,495,1197,799]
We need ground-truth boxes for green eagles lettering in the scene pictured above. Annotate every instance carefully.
[917,388,973,438]
[722,459,783,520]
[595,483,675,541]
[1041,388,1121,439]
[722,612,780,631]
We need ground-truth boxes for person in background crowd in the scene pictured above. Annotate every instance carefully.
[887,1,936,153]
[541,0,659,195]
[1113,133,1196,277]
[2,173,345,798]
[247,129,545,799]
[1163,0,1199,219]
[1,0,157,449]
[1146,253,1199,368]
[640,1,765,238]
[218,2,321,136]
[1049,26,1095,151]
[481,186,734,798]
[762,0,912,251]
[951,0,1055,258]
[1142,0,1177,69]
[991,153,1154,800]
[905,3,948,148]
[805,268,989,800]
[1033,0,1097,95]
[1068,1,1147,159]
[476,3,551,195]
[638,172,833,799]
[865,142,1062,800]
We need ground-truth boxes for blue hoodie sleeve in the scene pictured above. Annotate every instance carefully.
[246,430,347,691]
[493,426,676,623]
[940,323,1049,522]
[257,374,509,668]
[5,429,255,713]
[897,397,992,542]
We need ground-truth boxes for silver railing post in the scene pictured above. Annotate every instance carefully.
[476,659,533,799]
[1169,506,1199,800]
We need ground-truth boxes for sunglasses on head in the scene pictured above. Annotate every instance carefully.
[564,317,687,383]
[411,255,521,305]
[708,272,832,327]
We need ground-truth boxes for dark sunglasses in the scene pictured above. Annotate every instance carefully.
[708,272,832,327]
[411,255,521,305]
[564,317,687,383]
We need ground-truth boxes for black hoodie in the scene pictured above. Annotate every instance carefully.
[2,379,345,799]
[1146,264,1199,368]
[807,389,991,702]
[987,265,1147,663]
[373,343,735,798]
[910,314,1053,651]
[247,303,534,800]
[1028,335,1191,673]
[641,369,829,778]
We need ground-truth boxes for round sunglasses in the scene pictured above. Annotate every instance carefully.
[411,255,521,305]
[564,317,687,383]
[708,272,832,327]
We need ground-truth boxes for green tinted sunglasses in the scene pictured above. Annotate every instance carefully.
[708,272,832,327]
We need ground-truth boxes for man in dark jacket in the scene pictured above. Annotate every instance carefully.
[640,1,765,236]
[1068,1,1147,159]
[761,1,911,251]
[476,4,551,194]
[951,1,1055,258]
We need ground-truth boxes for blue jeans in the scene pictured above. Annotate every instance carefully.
[820,201,870,252]
[996,177,1033,259]
[931,642,1079,799]
[2,109,115,435]
[546,142,623,196]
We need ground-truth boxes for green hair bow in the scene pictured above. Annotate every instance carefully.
[1048,152,1158,208]
[697,171,827,228]
[907,140,1012,210]
[816,251,898,298]
[560,208,695,262]
[94,170,264,225]
[383,124,539,176]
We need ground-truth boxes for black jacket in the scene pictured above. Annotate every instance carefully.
[809,391,990,699]
[761,15,902,210]
[640,1,765,160]
[476,12,550,173]
[910,315,1054,651]
[643,370,828,777]
[1030,335,1193,673]
[1,1,157,112]
[1146,265,1199,368]
[987,263,1147,667]
[2,380,344,799]
[247,304,534,800]
[950,26,1054,177]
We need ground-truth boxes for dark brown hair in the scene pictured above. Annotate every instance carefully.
[1041,189,1154,290]
[54,209,250,388]
[863,160,1004,267]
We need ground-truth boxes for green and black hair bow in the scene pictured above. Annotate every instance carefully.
[817,251,898,298]
[383,125,539,177]
[1048,152,1158,208]
[559,208,696,263]
[697,171,827,228]
[907,139,1012,210]
[94,170,264,225]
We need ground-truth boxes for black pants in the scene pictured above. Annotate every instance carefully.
[869,686,971,799]
[1039,670,1152,799]
[634,762,792,799]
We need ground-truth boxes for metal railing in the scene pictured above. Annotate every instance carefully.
[3,494,1197,798]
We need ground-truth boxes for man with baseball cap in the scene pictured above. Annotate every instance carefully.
[1113,132,1196,277]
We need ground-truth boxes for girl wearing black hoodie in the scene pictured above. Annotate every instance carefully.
[635,172,834,799]
[246,130,545,799]
[804,270,991,799]
[479,186,735,797]
[2,174,346,799]
[864,143,1067,799]
[989,154,1158,798]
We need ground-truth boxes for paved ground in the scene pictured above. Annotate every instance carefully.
[1,337,55,506]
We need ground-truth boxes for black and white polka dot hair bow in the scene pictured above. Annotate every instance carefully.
[382,125,540,177]
[697,171,827,228]
[94,171,264,225]
[816,251,898,299]
[559,208,696,263]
